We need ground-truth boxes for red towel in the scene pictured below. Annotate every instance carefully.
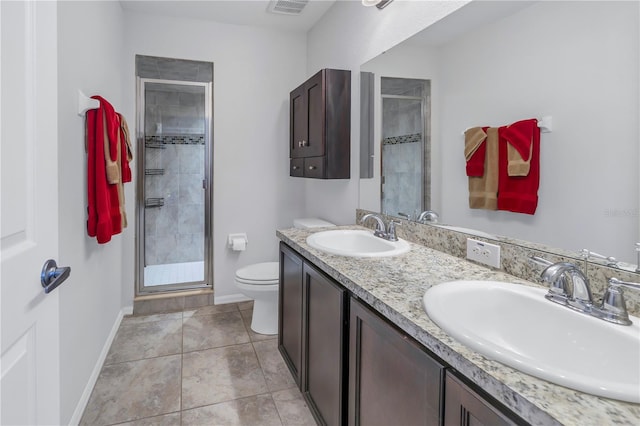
[497,119,540,214]
[86,108,121,243]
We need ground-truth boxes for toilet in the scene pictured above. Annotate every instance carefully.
[234,218,335,335]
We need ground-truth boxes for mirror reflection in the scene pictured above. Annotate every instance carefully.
[380,77,431,218]
[359,0,639,266]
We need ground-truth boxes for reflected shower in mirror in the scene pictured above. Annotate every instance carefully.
[380,77,430,219]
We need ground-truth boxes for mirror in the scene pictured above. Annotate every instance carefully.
[359,0,639,266]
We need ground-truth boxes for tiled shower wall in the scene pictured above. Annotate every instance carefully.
[382,98,423,217]
[144,88,205,266]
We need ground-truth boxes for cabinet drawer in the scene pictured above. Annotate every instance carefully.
[290,158,304,177]
[304,157,325,179]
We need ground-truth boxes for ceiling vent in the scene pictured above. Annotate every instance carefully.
[267,0,309,16]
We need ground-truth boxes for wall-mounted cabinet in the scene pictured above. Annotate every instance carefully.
[290,69,351,179]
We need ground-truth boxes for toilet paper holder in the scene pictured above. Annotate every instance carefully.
[228,233,249,251]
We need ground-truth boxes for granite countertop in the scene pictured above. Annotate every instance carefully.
[277,225,640,426]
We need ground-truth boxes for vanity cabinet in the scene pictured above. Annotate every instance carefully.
[278,243,347,425]
[444,371,520,426]
[348,298,445,426]
[289,68,350,179]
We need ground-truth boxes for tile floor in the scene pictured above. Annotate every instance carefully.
[81,301,316,426]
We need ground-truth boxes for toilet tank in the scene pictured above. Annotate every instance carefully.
[293,218,336,229]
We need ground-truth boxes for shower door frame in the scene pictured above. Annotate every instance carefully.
[135,77,214,295]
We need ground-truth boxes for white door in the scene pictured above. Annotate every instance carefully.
[1,1,62,424]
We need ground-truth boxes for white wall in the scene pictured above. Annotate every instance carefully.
[303,0,469,225]
[122,11,307,302]
[57,1,126,423]
[437,1,639,262]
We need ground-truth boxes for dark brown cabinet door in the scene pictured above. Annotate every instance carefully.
[305,72,324,158]
[303,263,347,426]
[289,68,350,179]
[278,243,304,386]
[290,85,307,159]
[349,298,445,426]
[444,372,520,426]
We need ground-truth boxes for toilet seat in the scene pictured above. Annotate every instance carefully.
[235,262,279,285]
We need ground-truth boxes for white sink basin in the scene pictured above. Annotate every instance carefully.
[423,280,640,403]
[306,230,410,258]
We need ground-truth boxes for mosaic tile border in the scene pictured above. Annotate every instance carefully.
[382,132,422,145]
[145,135,205,145]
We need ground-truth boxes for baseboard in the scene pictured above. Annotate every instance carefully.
[214,293,252,305]
[68,307,129,425]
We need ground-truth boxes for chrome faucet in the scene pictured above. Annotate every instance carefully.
[360,213,400,242]
[540,261,593,310]
[531,255,640,326]
[361,213,386,238]
[581,248,618,268]
[417,210,439,223]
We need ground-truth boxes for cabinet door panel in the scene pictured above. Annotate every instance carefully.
[349,299,444,426]
[306,72,325,158]
[444,372,518,426]
[279,244,304,386]
[290,87,306,158]
[304,263,346,426]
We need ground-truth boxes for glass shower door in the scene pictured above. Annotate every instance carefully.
[137,79,212,293]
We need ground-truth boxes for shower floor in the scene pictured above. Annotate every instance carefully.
[144,261,205,287]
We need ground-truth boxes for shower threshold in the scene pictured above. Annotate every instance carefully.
[144,261,204,287]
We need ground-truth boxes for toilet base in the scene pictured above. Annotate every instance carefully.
[250,296,278,335]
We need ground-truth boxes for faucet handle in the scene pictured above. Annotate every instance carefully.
[581,248,618,267]
[598,277,640,325]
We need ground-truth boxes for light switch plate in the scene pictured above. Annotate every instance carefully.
[466,238,501,269]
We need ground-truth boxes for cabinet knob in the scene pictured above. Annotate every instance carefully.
[302,140,308,147]
[292,165,299,170]
[308,166,316,170]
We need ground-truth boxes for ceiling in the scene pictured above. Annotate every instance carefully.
[119,0,337,32]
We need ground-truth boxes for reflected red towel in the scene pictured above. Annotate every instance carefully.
[497,119,540,214]
[464,127,488,177]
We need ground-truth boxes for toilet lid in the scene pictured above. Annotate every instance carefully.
[235,262,279,283]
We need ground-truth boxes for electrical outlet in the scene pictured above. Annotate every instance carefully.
[466,238,501,269]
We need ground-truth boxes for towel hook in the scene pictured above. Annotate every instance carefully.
[78,90,100,117]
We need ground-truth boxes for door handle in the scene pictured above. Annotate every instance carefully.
[40,259,71,294]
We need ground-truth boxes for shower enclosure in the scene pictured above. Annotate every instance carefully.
[380,77,431,218]
[136,76,212,294]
